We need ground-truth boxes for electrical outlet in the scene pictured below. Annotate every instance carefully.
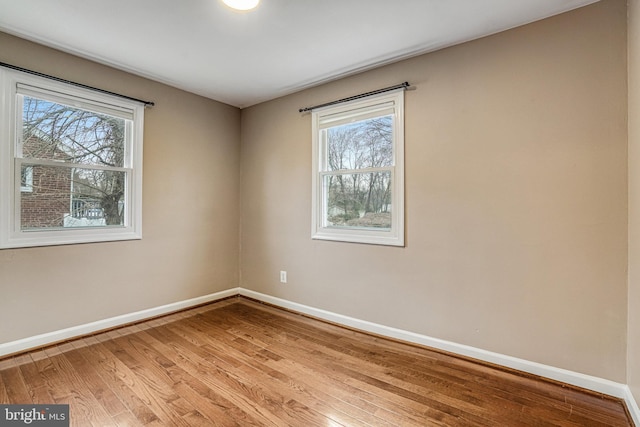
[280,271,287,283]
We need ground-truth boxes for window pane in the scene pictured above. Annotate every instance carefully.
[22,96,126,167]
[21,165,126,230]
[324,171,392,229]
[326,115,392,171]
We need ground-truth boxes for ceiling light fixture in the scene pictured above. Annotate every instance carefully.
[222,0,260,11]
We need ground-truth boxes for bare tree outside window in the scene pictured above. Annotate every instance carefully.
[324,115,393,229]
[20,96,127,229]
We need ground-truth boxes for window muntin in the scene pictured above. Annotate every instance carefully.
[312,91,404,246]
[0,69,144,248]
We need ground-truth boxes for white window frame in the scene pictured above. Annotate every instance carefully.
[311,90,405,246]
[0,68,144,249]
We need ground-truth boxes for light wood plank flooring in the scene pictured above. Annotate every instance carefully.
[0,297,633,426]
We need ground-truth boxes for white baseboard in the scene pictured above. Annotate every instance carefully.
[624,385,640,427]
[0,287,240,358]
[2,286,638,425]
[239,288,640,420]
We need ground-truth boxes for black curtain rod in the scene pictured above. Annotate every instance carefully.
[0,62,155,108]
[298,81,410,113]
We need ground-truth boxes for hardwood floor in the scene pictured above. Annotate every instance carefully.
[0,297,633,426]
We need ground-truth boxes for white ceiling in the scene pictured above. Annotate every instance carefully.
[0,0,599,108]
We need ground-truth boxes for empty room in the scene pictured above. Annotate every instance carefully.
[1,0,640,425]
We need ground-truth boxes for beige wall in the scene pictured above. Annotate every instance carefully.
[241,0,628,382]
[0,32,241,343]
[629,0,640,405]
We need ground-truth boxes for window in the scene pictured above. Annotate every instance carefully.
[20,165,32,192]
[0,68,144,249]
[312,90,404,246]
